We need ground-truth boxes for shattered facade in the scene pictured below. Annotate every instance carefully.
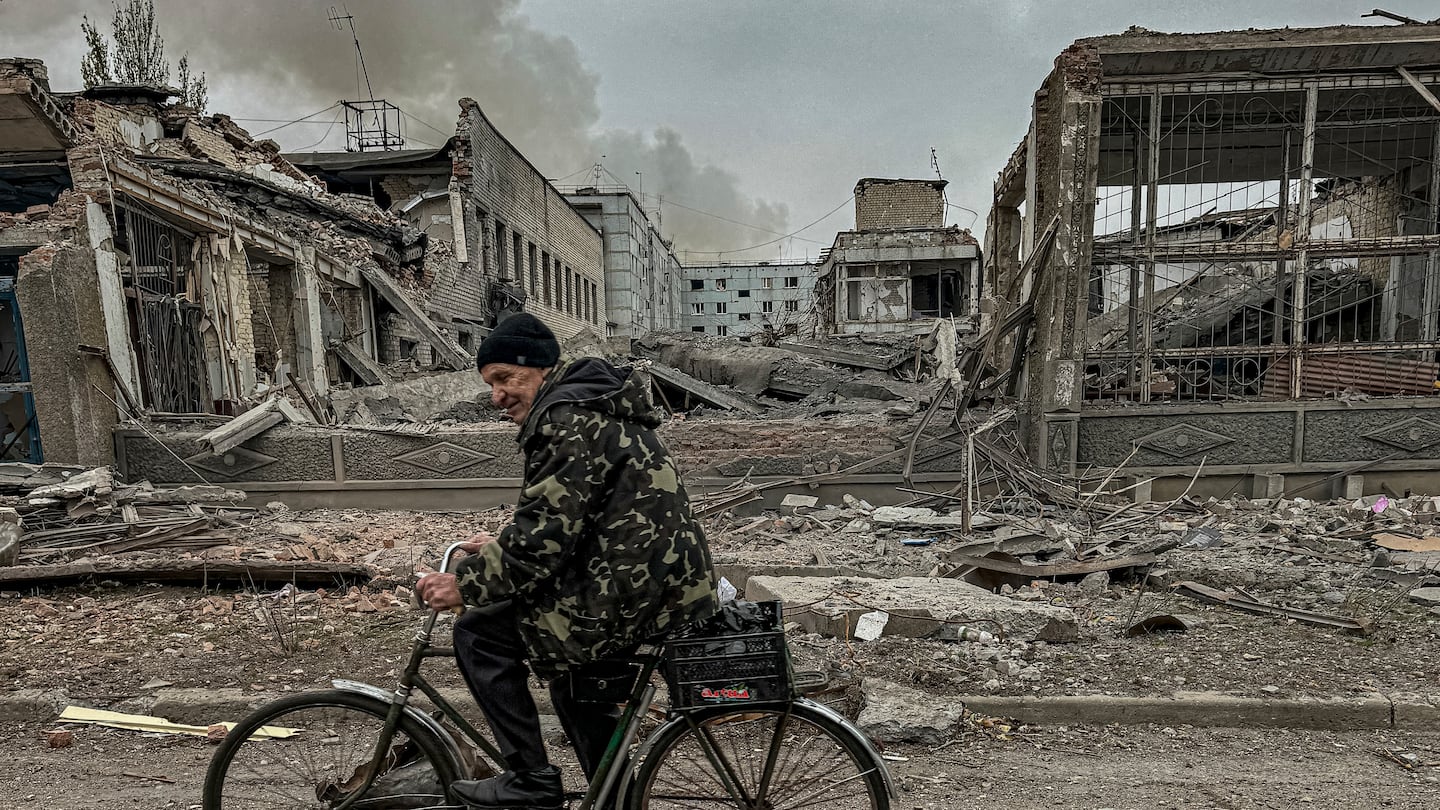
[562,186,681,336]
[0,58,492,466]
[680,261,818,337]
[818,178,982,336]
[292,101,607,349]
[987,24,1440,495]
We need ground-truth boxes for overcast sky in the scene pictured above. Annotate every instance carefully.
[0,1,1429,261]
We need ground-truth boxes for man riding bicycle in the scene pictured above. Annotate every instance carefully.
[416,313,718,810]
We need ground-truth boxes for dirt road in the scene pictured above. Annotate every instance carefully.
[1,720,1434,809]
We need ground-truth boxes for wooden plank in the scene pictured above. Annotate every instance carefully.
[0,558,372,587]
[354,262,473,371]
[329,338,391,386]
[647,364,764,414]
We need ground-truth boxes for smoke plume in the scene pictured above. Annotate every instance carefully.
[0,0,789,254]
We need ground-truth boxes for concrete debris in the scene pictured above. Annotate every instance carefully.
[199,400,284,456]
[1410,588,1440,607]
[330,370,492,425]
[0,508,20,566]
[870,505,998,530]
[2,466,257,567]
[857,678,965,745]
[745,575,1080,642]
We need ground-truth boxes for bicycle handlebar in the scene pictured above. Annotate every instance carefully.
[438,540,471,575]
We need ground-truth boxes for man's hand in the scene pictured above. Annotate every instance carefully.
[415,572,464,613]
[454,530,499,557]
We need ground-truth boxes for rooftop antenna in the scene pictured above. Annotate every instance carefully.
[330,5,405,151]
[930,146,944,181]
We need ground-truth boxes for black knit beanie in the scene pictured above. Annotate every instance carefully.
[475,313,560,370]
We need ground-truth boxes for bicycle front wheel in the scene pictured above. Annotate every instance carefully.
[628,700,890,810]
[202,689,464,810]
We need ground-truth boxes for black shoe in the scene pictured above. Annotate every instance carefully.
[453,765,564,809]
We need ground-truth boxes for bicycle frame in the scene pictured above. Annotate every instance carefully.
[329,540,663,810]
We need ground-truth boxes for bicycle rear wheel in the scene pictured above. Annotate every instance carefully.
[628,700,890,809]
[203,689,464,810]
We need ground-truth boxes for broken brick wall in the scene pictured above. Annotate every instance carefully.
[380,312,435,365]
[457,100,603,339]
[854,180,946,230]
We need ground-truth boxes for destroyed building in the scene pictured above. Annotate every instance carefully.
[986,23,1440,497]
[561,186,682,336]
[0,58,495,467]
[290,101,606,347]
[816,178,983,335]
[679,260,818,337]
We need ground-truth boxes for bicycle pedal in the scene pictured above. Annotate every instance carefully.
[791,670,829,692]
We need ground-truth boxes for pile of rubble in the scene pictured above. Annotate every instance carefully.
[0,465,260,570]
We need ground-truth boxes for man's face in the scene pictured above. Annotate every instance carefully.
[481,363,549,424]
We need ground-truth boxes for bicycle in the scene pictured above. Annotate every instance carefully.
[203,541,895,809]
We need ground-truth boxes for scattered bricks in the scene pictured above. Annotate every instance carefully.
[745,575,1080,643]
[43,730,73,749]
[24,204,51,217]
[857,679,964,745]
[205,724,228,744]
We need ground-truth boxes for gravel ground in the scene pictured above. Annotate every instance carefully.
[2,502,1439,808]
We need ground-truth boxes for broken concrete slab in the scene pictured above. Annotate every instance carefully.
[857,679,964,745]
[354,260,473,371]
[646,363,765,414]
[869,505,999,530]
[199,399,283,455]
[1409,587,1440,607]
[745,575,1079,642]
[330,338,391,386]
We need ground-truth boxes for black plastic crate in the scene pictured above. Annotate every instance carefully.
[663,600,793,708]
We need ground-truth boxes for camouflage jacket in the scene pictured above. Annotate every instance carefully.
[454,358,718,674]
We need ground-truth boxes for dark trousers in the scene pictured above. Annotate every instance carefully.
[454,602,624,780]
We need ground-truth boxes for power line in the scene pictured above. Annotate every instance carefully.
[289,111,345,151]
[680,193,855,256]
[401,110,454,142]
[251,103,341,137]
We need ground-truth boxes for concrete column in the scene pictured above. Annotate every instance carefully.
[1028,56,1103,467]
[15,242,118,465]
[291,246,329,398]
